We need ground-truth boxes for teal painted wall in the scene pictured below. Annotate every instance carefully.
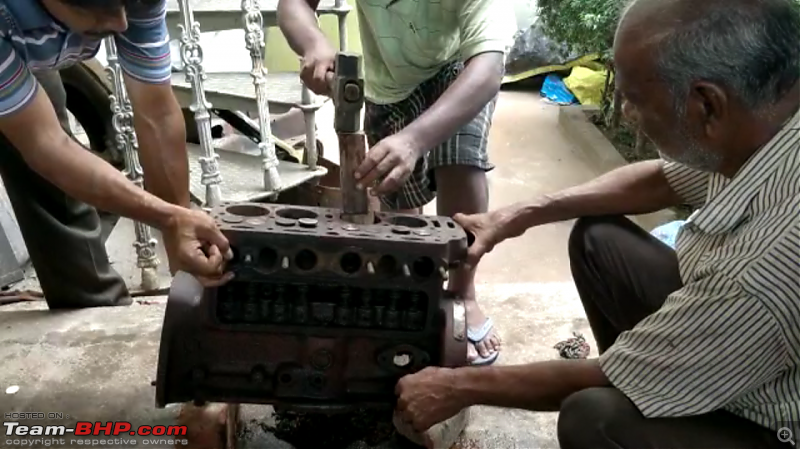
[264,14,362,72]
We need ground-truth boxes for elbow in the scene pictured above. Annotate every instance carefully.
[465,52,504,98]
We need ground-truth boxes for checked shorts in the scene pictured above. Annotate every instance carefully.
[363,61,497,211]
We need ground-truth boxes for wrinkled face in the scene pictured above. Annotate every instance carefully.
[613,30,726,172]
[41,0,128,37]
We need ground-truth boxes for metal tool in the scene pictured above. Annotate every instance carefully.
[329,52,374,225]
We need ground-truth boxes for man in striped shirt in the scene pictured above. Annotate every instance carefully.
[0,0,232,309]
[393,0,800,446]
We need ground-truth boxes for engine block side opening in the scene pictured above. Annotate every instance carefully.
[295,249,319,271]
[340,252,362,274]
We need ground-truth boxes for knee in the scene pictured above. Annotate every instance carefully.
[568,215,629,260]
[558,387,637,449]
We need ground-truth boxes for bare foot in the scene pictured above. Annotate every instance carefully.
[464,298,501,363]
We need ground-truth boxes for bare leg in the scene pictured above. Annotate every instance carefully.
[435,165,500,362]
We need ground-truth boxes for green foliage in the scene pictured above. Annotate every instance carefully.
[537,0,627,57]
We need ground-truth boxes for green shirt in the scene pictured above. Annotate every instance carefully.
[356,0,514,104]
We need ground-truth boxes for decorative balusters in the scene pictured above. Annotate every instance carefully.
[335,0,348,51]
[300,84,318,170]
[103,37,160,291]
[242,0,282,190]
[177,0,223,206]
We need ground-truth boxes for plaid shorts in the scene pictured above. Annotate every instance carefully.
[363,61,497,210]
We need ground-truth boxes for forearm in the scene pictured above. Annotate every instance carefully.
[277,0,328,56]
[134,107,190,207]
[503,159,682,236]
[402,52,504,152]
[452,359,609,411]
[29,134,180,229]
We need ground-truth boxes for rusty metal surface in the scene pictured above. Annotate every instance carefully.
[156,203,469,412]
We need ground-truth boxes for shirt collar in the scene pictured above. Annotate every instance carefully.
[690,110,799,235]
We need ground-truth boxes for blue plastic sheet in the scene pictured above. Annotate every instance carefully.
[650,220,686,249]
[540,74,577,105]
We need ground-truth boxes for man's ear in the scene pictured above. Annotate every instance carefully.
[687,81,729,140]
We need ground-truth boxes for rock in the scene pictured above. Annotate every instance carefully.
[177,402,240,449]
[393,408,470,449]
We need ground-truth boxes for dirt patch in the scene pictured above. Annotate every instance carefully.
[242,408,414,449]
[586,110,693,220]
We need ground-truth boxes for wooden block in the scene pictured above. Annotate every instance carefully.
[177,402,240,449]
[393,408,470,449]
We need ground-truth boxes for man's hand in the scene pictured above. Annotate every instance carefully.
[355,133,422,196]
[395,367,467,433]
[300,44,337,96]
[163,209,234,287]
[453,206,525,270]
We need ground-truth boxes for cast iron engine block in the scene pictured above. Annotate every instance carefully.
[155,202,469,411]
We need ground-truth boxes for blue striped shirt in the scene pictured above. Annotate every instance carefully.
[600,111,800,433]
[0,0,172,117]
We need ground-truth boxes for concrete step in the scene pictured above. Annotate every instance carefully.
[165,0,351,35]
[186,142,327,204]
[171,71,326,116]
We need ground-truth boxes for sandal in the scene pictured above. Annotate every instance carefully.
[468,317,500,366]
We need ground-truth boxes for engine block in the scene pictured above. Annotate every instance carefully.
[155,202,469,411]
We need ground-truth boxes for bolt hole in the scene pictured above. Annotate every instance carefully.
[377,255,397,277]
[327,231,339,236]
[226,205,269,217]
[393,353,412,367]
[258,247,278,269]
[412,257,435,278]
[295,249,318,271]
[325,214,334,219]
[465,230,476,247]
[310,375,324,387]
[340,252,362,274]
[276,207,318,220]
[432,220,441,228]
[279,373,292,384]
[447,221,455,229]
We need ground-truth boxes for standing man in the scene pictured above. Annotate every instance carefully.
[278,0,513,365]
[392,0,800,446]
[0,0,232,309]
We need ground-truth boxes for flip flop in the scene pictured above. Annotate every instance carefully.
[467,317,500,366]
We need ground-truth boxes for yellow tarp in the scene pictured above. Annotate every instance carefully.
[563,65,611,106]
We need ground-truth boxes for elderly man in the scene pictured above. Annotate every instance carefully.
[278,0,513,365]
[393,0,800,446]
[0,0,231,309]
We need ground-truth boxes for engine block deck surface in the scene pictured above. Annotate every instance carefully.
[156,202,469,411]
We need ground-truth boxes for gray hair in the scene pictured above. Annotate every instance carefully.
[623,0,800,114]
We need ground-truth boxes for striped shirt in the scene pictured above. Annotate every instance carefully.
[0,0,172,117]
[599,110,800,432]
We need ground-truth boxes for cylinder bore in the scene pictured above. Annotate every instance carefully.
[387,216,427,228]
[295,249,318,271]
[412,257,435,278]
[376,255,398,277]
[225,205,269,217]
[276,207,318,220]
[340,252,362,274]
[258,247,278,270]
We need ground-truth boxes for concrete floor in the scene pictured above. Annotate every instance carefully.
[0,89,603,449]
